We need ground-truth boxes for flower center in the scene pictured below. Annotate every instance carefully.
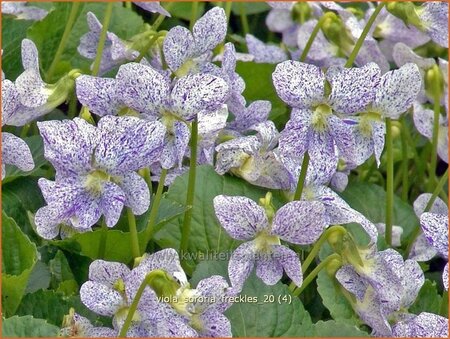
[311,104,332,131]
[358,111,382,137]
[84,170,110,196]
[254,231,280,253]
[174,59,198,78]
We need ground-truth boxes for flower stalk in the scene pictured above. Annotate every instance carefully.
[92,2,114,76]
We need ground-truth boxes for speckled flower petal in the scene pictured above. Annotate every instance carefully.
[273,245,302,287]
[163,26,195,71]
[1,2,48,21]
[373,63,421,119]
[34,206,62,240]
[21,38,39,71]
[375,223,403,247]
[330,171,349,192]
[327,63,380,115]
[266,8,294,32]
[420,212,448,259]
[228,241,256,290]
[356,287,392,337]
[2,132,34,175]
[86,327,117,337]
[279,109,312,159]
[213,195,268,240]
[215,136,259,175]
[78,12,102,59]
[419,2,448,48]
[116,62,170,116]
[401,259,425,308]
[308,130,338,181]
[392,42,436,69]
[245,34,288,64]
[100,182,126,228]
[408,232,438,262]
[173,120,190,168]
[37,118,98,176]
[267,1,295,10]
[336,265,367,301]
[354,40,390,74]
[80,281,123,316]
[229,100,271,132]
[76,75,121,117]
[193,7,227,55]
[170,73,229,121]
[1,79,20,125]
[413,193,448,216]
[297,20,338,64]
[95,116,165,174]
[133,1,171,16]
[117,172,150,215]
[251,152,293,190]
[328,115,356,162]
[88,260,130,287]
[392,312,449,337]
[198,309,232,337]
[273,60,325,109]
[272,200,327,245]
[255,252,283,285]
[372,121,386,166]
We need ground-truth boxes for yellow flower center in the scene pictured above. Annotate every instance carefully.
[358,111,382,137]
[311,104,332,131]
[254,231,281,253]
[84,170,110,196]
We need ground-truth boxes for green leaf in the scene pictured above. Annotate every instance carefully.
[235,62,288,129]
[230,2,270,15]
[314,320,369,337]
[1,212,38,316]
[1,17,34,79]
[2,316,59,337]
[191,259,314,337]
[168,2,205,21]
[316,270,358,325]
[339,182,418,245]
[2,177,45,243]
[49,250,78,293]
[154,165,284,265]
[409,279,442,315]
[15,290,107,327]
[4,135,47,183]
[25,261,51,294]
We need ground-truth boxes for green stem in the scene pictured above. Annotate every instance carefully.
[151,2,173,31]
[180,121,198,258]
[239,3,250,35]
[293,153,310,201]
[292,253,341,297]
[46,2,81,81]
[20,124,31,138]
[385,118,394,247]
[189,1,199,31]
[118,273,152,337]
[224,1,233,25]
[344,2,385,68]
[404,168,448,258]
[125,1,131,9]
[98,218,108,259]
[127,208,140,259]
[288,225,347,292]
[400,119,409,201]
[135,33,160,63]
[427,97,441,191]
[143,168,168,247]
[300,13,332,62]
[91,2,114,76]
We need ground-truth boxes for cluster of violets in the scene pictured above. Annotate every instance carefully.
[1,1,449,338]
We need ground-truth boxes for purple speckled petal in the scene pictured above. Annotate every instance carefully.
[78,12,102,59]
[95,116,165,174]
[308,130,338,181]
[34,206,62,240]
[76,75,121,117]
[198,309,232,337]
[327,62,380,115]
[328,115,356,162]
[392,42,436,70]
[198,104,228,140]
[116,62,170,116]
[273,245,302,287]
[372,121,386,166]
[88,260,130,287]
[193,7,227,55]
[272,200,327,245]
[196,275,230,311]
[250,152,293,190]
[1,2,48,21]
[133,1,171,16]
[101,182,125,228]
[80,281,123,316]
[392,312,449,338]
[215,136,259,175]
[85,327,117,337]
[1,79,20,125]
[21,39,39,71]
[266,8,294,32]
[356,287,392,337]
[37,118,98,176]
[373,63,421,119]
[443,263,448,291]
[420,212,448,259]
[229,100,271,132]
[173,120,190,168]
[170,73,229,121]
[272,60,325,108]
[408,232,438,262]
[401,259,424,308]
[375,223,403,247]
[330,171,348,192]
[278,109,312,159]
[245,34,288,64]
[117,172,150,215]
[213,195,268,240]
[336,265,367,301]
[267,1,295,10]
[348,127,375,167]
[354,40,390,74]
[297,20,338,64]
[419,2,448,48]
[163,26,195,71]
[2,132,34,175]
[255,252,283,285]
[413,193,448,216]
[250,121,279,150]
[228,241,256,290]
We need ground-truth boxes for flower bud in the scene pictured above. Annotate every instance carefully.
[292,2,312,24]
[425,64,445,100]
[386,2,422,29]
